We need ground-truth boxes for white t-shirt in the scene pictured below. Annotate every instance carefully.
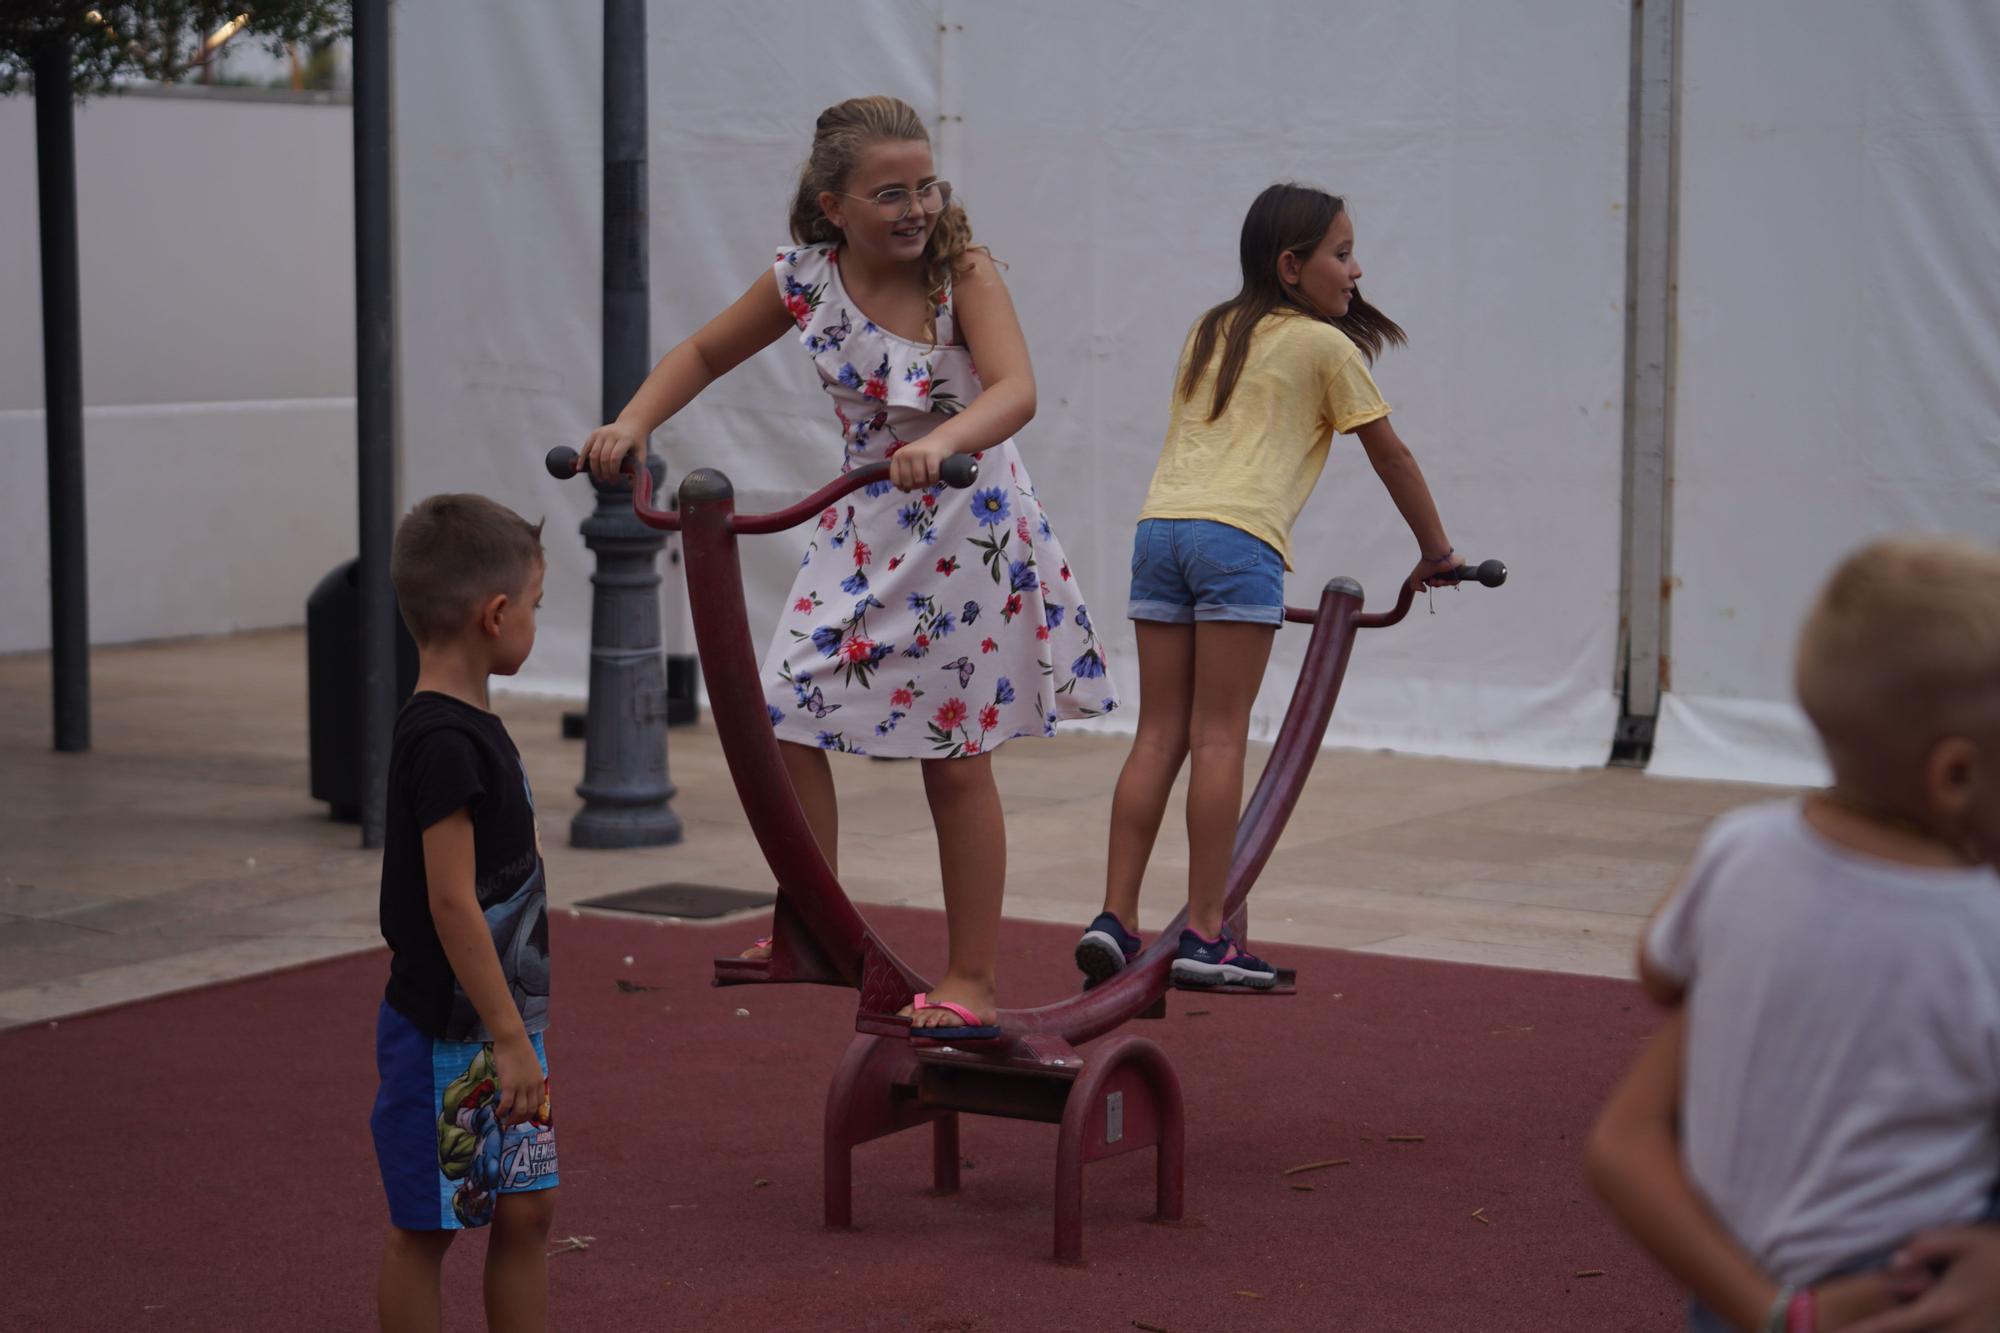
[1645,800,2000,1284]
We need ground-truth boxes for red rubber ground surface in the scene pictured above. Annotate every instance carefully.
[7,906,1679,1331]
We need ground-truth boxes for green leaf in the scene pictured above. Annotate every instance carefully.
[2,3,356,99]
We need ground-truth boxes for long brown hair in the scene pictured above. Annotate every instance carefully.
[1180,183,1406,421]
[789,95,978,339]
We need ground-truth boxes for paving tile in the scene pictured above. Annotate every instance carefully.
[0,628,1791,1027]
[0,880,110,920]
[0,916,206,967]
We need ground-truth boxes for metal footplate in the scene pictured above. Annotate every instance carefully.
[1081,966,1297,1010]
[1183,966,1297,997]
[1168,960,1296,992]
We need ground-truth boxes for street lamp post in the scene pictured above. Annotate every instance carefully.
[570,0,682,849]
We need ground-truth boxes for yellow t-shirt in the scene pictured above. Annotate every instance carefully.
[1137,312,1390,569]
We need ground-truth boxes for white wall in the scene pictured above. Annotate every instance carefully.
[0,92,356,652]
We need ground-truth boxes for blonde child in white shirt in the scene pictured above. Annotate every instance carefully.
[1590,535,2000,1333]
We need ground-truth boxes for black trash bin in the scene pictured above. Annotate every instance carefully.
[307,558,418,821]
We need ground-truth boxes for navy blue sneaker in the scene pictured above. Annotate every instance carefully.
[1169,929,1278,990]
[1075,912,1143,982]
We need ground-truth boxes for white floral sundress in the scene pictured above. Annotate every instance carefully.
[760,243,1118,758]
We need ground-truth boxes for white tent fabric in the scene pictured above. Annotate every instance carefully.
[391,0,605,675]
[394,0,1634,769]
[1650,0,2000,784]
[2,6,1990,783]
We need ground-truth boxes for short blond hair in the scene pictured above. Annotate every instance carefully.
[390,494,544,644]
[1795,536,2000,784]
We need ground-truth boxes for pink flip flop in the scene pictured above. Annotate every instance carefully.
[908,991,1003,1044]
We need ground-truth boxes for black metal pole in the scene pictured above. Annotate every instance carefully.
[602,0,649,429]
[571,0,681,848]
[34,36,88,754]
[353,0,396,848]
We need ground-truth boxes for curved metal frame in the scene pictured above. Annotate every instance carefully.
[547,448,1502,1050]
[1052,1033,1184,1262]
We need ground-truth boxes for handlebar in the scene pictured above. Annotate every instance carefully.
[1282,558,1508,629]
[544,444,1498,629]
[543,445,979,534]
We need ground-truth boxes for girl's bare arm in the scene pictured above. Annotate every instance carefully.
[1352,415,1451,558]
[1586,1011,1780,1328]
[424,810,540,1125]
[580,270,794,482]
[889,251,1036,491]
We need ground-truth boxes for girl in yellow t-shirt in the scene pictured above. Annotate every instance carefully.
[1075,182,1460,990]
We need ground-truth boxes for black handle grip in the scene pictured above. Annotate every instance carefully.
[1447,559,1508,588]
[939,454,979,489]
[545,445,579,479]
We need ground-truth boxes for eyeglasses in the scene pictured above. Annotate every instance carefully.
[843,180,953,221]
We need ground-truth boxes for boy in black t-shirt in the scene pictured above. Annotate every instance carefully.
[370,493,556,1332]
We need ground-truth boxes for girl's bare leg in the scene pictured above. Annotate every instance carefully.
[1184,622,1276,938]
[741,741,841,959]
[906,751,1004,1026]
[1100,622,1196,930]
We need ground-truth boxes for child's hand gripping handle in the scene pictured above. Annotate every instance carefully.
[731,453,976,535]
[545,444,678,530]
[1361,556,1506,627]
[549,443,662,485]
[1285,556,1509,627]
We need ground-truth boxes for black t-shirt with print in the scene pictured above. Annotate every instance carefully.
[379,692,550,1042]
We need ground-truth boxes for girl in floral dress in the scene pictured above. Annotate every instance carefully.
[578,96,1116,1035]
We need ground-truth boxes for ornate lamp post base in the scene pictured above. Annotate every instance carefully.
[571,461,682,849]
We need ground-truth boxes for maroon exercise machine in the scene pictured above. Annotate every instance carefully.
[548,446,1505,1261]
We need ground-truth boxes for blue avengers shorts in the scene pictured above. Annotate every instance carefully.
[1128,518,1285,626]
[370,1001,558,1231]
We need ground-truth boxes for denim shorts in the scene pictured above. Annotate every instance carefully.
[1128,518,1285,626]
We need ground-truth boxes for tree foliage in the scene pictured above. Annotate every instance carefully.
[0,1,352,97]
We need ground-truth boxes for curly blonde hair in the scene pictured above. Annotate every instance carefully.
[788,95,980,343]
